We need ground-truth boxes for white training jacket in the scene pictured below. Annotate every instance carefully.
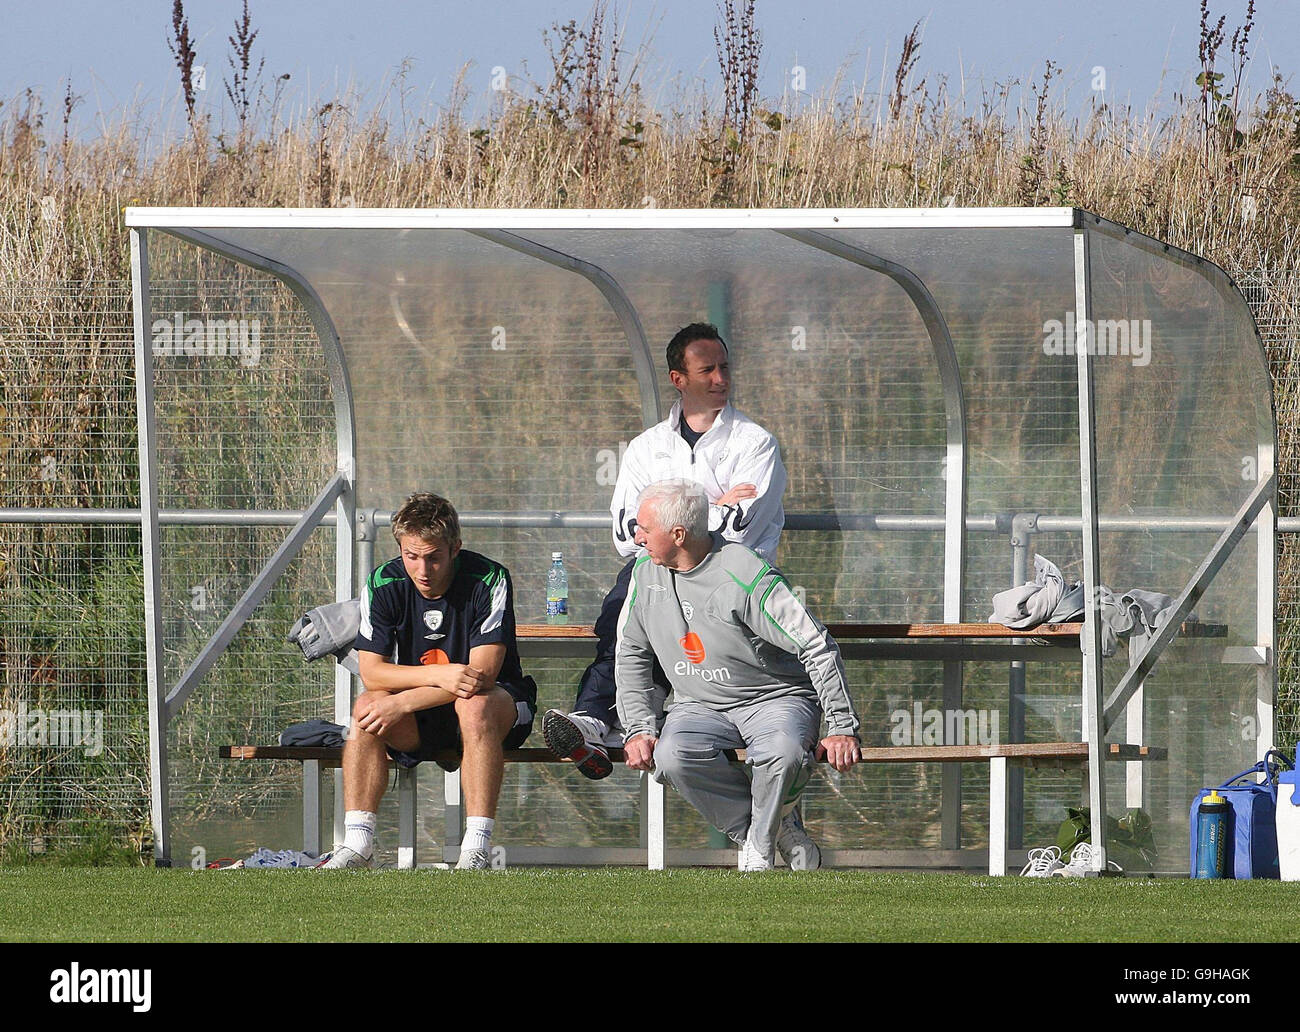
[610,400,787,562]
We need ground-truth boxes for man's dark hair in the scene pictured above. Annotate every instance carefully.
[666,322,728,374]
[391,492,461,548]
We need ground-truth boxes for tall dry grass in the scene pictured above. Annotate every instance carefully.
[1,13,1297,276]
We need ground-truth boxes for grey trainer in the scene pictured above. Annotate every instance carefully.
[776,807,822,870]
[315,846,373,870]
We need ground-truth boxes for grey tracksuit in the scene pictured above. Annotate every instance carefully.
[615,535,859,862]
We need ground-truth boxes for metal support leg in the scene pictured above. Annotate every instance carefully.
[989,757,1009,876]
[444,768,462,865]
[133,228,172,867]
[1008,512,1036,849]
[641,772,665,870]
[398,766,417,869]
[356,508,378,588]
[1075,226,1109,874]
[303,759,322,858]
[1125,643,1146,810]
[1256,443,1276,761]
[332,771,345,855]
[1168,700,1187,826]
[940,660,963,848]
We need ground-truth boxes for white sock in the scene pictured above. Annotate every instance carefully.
[463,816,495,852]
[342,810,377,858]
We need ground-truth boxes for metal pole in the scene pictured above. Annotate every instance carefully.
[707,279,733,852]
[356,508,379,587]
[1257,437,1276,761]
[132,228,171,868]
[350,504,379,847]
[1008,512,1037,849]
[10,507,1286,533]
[1074,223,1109,875]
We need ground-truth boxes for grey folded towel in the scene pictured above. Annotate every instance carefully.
[988,555,1065,630]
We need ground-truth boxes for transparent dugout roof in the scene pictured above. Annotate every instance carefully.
[126,206,1274,541]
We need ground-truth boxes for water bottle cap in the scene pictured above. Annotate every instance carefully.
[1206,790,1226,804]
[551,552,563,561]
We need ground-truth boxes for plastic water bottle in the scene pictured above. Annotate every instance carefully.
[546,552,569,624]
[1195,790,1229,878]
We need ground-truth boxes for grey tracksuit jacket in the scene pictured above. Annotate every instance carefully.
[614,535,860,741]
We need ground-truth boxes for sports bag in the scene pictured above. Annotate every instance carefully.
[1189,749,1294,879]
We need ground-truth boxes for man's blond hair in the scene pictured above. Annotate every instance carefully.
[391,492,461,547]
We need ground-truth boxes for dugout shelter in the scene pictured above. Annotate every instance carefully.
[123,207,1275,872]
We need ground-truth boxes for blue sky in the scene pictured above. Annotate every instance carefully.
[7,1,1298,135]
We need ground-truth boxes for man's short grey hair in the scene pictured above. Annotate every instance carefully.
[638,479,709,539]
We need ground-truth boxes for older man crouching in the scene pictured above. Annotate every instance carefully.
[615,478,862,870]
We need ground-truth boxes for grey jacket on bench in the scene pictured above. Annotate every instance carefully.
[287,598,362,674]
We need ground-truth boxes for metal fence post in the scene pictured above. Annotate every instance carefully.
[1008,511,1037,849]
[132,228,172,868]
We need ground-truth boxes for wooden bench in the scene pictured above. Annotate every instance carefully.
[223,618,1209,872]
[220,740,1163,874]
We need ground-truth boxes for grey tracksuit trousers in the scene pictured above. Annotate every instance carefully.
[653,695,819,863]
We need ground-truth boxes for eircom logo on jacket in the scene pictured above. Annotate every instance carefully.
[679,632,706,664]
[675,632,730,682]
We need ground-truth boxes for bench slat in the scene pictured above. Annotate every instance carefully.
[513,622,1083,640]
[515,621,1224,640]
[221,741,1163,764]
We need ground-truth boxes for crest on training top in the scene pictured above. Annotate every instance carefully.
[423,609,443,632]
[681,600,695,621]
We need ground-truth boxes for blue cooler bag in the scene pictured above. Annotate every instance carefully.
[1189,750,1293,878]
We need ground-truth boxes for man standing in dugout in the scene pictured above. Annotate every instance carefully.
[542,321,786,761]
[318,492,536,870]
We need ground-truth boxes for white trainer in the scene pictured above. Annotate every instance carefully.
[776,807,822,870]
[455,847,493,870]
[1019,845,1065,877]
[1052,842,1123,877]
[315,845,372,870]
[737,837,773,872]
[542,710,614,780]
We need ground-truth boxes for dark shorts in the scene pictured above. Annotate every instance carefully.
[387,677,536,772]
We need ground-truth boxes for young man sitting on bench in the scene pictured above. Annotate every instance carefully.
[318,492,536,870]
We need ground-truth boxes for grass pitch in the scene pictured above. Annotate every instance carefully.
[0,867,1294,942]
